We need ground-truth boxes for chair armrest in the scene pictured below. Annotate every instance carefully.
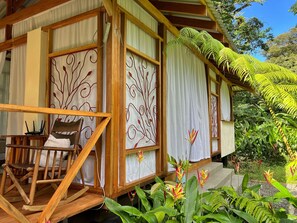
[43,146,74,152]
[6,144,73,152]
[6,144,44,150]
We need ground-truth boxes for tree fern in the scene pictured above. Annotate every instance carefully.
[171,27,297,119]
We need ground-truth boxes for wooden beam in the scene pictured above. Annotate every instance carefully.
[0,34,26,52]
[42,8,101,31]
[166,15,217,30]
[0,0,72,28]
[102,0,113,16]
[136,0,233,87]
[135,0,179,36]
[0,103,111,118]
[0,194,30,223]
[150,1,206,16]
[38,116,111,223]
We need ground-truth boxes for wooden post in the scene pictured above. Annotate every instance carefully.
[105,0,121,197]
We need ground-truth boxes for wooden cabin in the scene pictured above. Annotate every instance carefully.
[0,0,249,222]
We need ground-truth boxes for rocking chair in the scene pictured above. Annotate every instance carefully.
[0,118,85,208]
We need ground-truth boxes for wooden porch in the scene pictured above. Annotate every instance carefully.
[0,185,104,223]
[0,103,111,223]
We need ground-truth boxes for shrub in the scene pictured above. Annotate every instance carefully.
[105,172,297,223]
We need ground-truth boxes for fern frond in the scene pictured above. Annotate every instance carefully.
[235,197,278,223]
[260,71,297,84]
[277,84,297,94]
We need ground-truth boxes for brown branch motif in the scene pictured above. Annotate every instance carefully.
[126,52,157,149]
[211,95,218,137]
[50,49,98,142]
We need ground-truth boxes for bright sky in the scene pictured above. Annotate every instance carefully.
[243,0,296,61]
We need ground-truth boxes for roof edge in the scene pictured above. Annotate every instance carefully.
[201,0,238,52]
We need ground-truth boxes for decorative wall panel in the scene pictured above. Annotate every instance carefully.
[50,49,98,146]
[126,51,157,149]
[211,95,218,137]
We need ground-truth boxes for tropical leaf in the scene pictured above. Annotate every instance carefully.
[183,176,198,223]
[136,186,151,212]
[231,209,258,223]
[241,174,249,192]
[104,198,137,223]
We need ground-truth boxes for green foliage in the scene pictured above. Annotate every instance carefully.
[289,1,297,15]
[235,161,286,182]
[234,92,288,162]
[233,91,297,163]
[262,28,297,73]
[211,0,273,53]
[172,27,297,119]
[104,174,297,223]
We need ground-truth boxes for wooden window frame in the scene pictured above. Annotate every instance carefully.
[207,68,222,156]
[118,9,163,189]
[46,11,104,189]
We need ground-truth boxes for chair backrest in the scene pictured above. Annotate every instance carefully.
[50,118,83,146]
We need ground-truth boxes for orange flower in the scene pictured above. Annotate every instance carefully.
[175,165,185,182]
[197,169,209,188]
[234,162,240,173]
[264,170,273,184]
[186,129,199,145]
[166,183,184,201]
[136,150,144,163]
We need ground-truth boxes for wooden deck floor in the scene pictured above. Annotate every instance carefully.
[0,186,104,223]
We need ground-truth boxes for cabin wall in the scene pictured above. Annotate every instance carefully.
[0,0,235,197]
[118,0,161,186]
[1,0,104,187]
[5,0,102,135]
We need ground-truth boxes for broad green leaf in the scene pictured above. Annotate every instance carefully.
[148,206,178,217]
[231,208,257,223]
[241,174,249,192]
[104,198,137,223]
[271,179,293,197]
[136,186,151,212]
[151,182,162,195]
[165,196,174,208]
[154,211,165,223]
[197,213,233,223]
[121,206,143,217]
[184,176,198,223]
[142,212,158,223]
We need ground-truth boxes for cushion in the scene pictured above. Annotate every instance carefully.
[39,134,71,167]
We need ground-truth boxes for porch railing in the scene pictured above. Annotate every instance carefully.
[0,103,111,223]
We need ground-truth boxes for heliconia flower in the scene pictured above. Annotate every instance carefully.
[166,183,184,201]
[186,129,199,145]
[136,150,144,163]
[264,170,273,184]
[235,162,240,173]
[197,169,209,188]
[175,165,185,182]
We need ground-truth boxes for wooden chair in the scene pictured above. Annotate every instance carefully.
[0,118,85,207]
